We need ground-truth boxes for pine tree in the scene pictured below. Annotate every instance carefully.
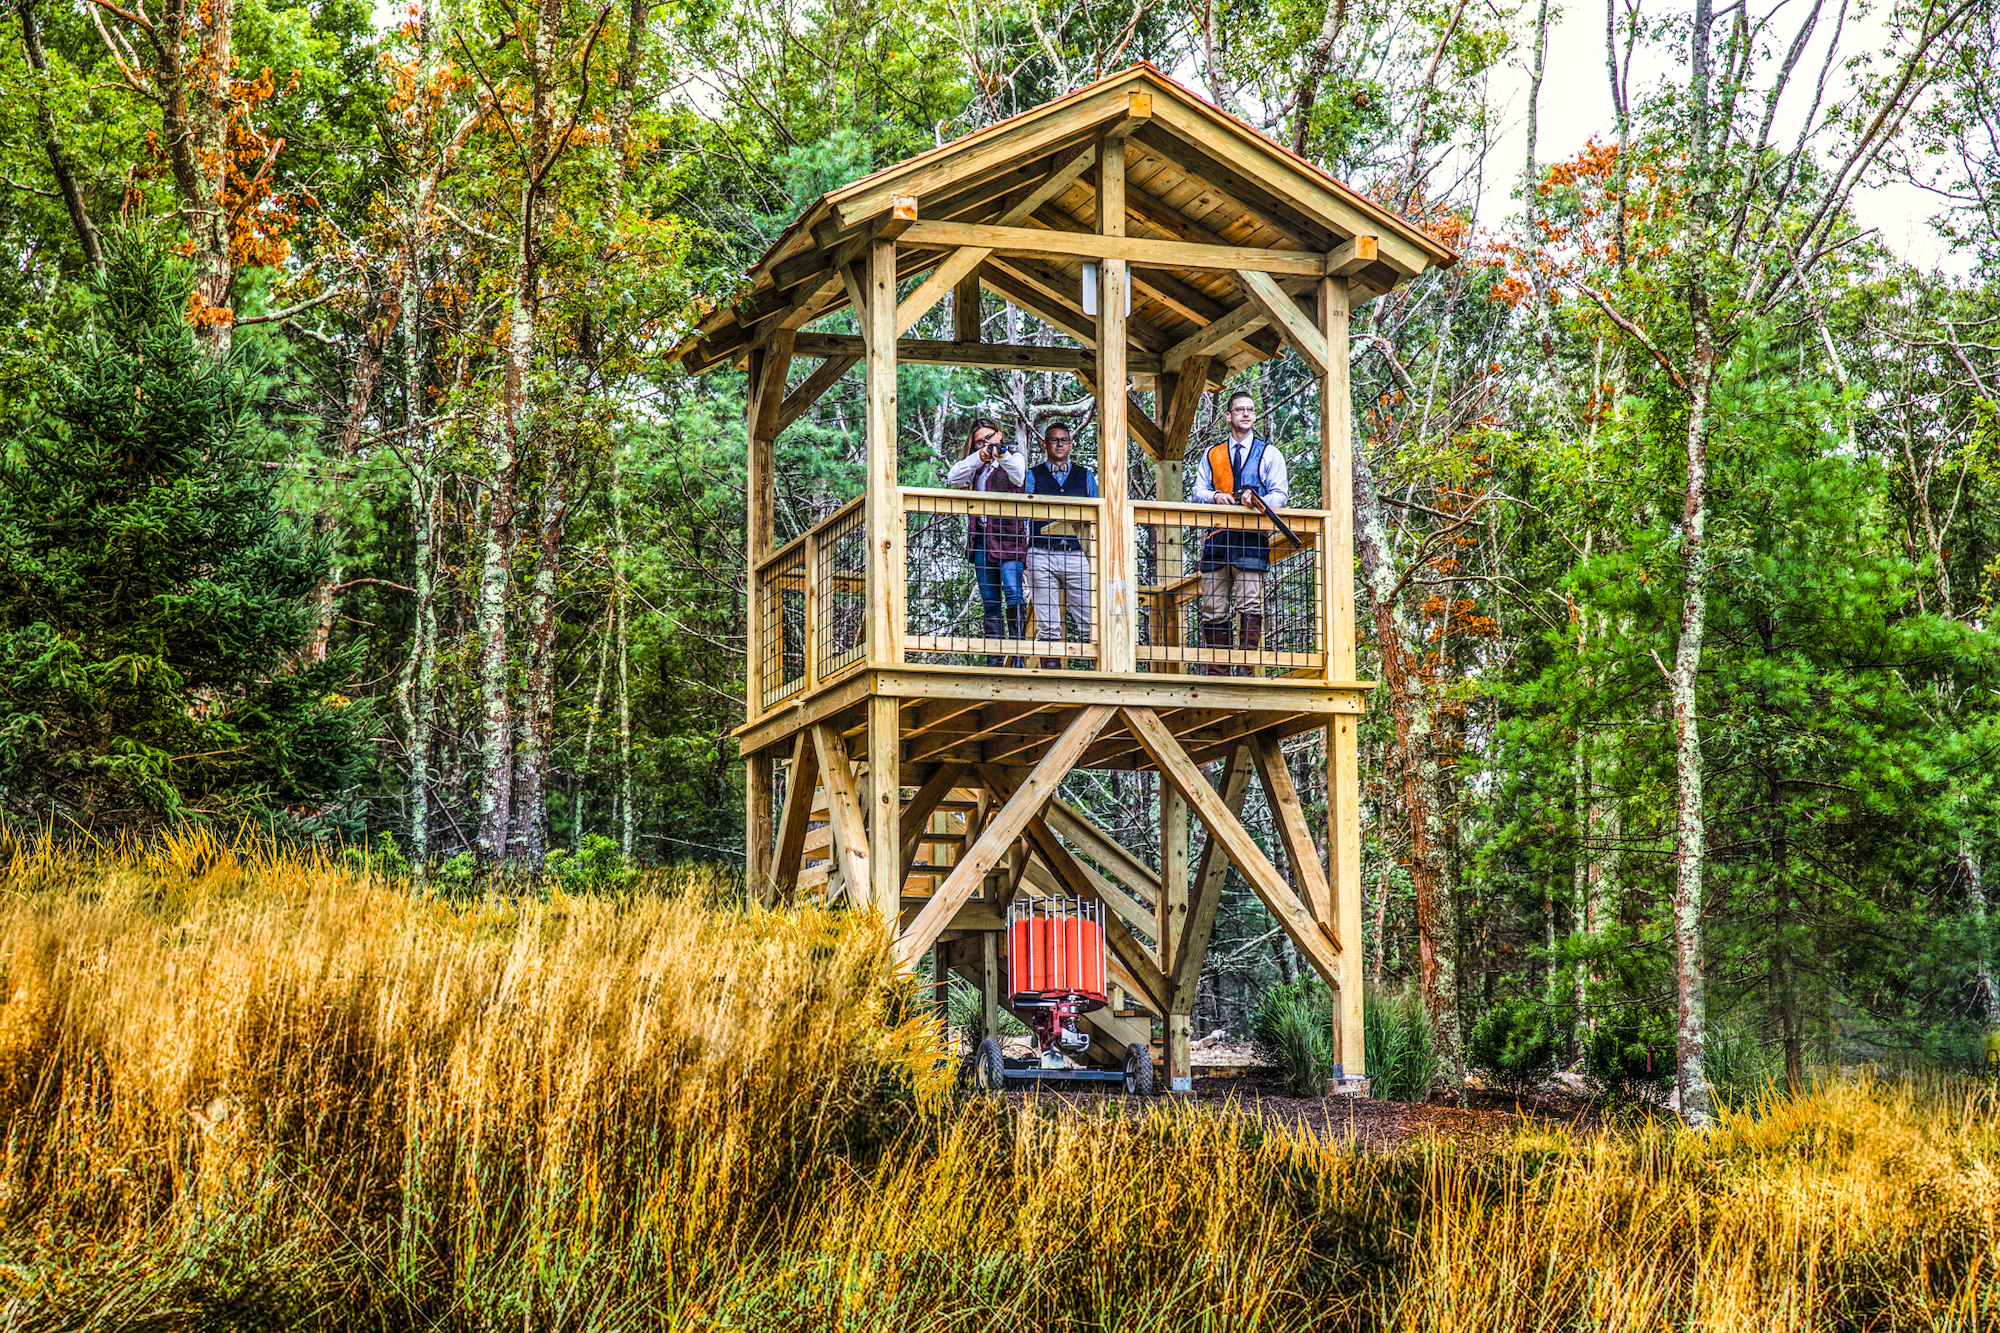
[0,233,369,830]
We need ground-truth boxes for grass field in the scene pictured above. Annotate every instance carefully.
[0,831,1995,1331]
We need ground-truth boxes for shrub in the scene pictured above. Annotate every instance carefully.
[1365,985,1438,1102]
[545,833,637,896]
[1250,976,1335,1097]
[1585,1010,1677,1104]
[1704,1015,1783,1108]
[1469,996,1559,1095]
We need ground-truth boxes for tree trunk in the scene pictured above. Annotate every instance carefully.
[1353,436,1464,1101]
[19,0,104,271]
[518,431,573,869]
[1672,0,1719,1127]
[613,448,636,858]
[1965,836,2000,1022]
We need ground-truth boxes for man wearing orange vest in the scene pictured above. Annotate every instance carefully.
[1190,390,1289,676]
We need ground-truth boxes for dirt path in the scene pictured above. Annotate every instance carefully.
[1006,1075,1603,1150]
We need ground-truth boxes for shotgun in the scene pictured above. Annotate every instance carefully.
[1238,488,1302,549]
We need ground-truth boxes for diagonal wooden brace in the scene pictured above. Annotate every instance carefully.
[772,730,821,901]
[813,723,871,909]
[1123,708,1342,986]
[1251,732,1333,924]
[894,705,1111,965]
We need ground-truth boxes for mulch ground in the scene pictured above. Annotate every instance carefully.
[1005,1075,1603,1150]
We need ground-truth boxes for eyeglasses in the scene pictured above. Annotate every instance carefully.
[1228,405,1255,414]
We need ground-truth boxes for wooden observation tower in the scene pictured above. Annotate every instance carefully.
[674,65,1453,1092]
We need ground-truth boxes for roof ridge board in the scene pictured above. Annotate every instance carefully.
[1138,100,1451,269]
[824,66,1155,213]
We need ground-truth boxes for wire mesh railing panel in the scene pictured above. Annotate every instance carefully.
[817,500,867,681]
[759,541,808,710]
[901,487,1102,668]
[1134,501,1324,676]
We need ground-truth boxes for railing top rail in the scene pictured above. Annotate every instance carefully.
[758,494,865,574]
[899,485,1104,510]
[1134,499,1328,520]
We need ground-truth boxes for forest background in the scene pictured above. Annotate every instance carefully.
[1,0,1998,1115]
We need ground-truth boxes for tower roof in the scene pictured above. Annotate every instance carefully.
[676,64,1455,381]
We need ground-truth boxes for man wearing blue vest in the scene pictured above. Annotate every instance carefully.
[1191,390,1288,676]
[1023,422,1097,671]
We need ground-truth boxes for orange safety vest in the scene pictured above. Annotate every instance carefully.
[1202,437,1273,571]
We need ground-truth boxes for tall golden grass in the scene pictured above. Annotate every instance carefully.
[0,831,1994,1331]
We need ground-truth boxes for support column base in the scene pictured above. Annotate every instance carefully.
[1327,1076,1370,1098]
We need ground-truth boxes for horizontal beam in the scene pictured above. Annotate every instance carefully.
[901,220,1326,278]
[792,332,1162,376]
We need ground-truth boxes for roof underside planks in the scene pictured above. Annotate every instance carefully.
[676,64,1454,384]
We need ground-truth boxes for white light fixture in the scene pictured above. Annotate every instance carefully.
[1079,261,1131,318]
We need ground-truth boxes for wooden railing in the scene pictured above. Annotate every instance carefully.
[750,490,1330,717]
[900,486,1104,666]
[1134,500,1326,675]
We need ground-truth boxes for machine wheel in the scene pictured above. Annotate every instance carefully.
[963,1036,1006,1093]
[1122,1042,1155,1097]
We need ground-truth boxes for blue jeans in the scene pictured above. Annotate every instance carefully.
[972,546,1025,663]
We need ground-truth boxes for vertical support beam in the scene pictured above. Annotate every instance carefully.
[980,929,1001,1041]
[868,693,901,918]
[746,750,774,905]
[1332,713,1363,1084]
[954,272,982,343]
[743,335,792,888]
[865,229,905,667]
[1319,278,1355,682]
[1152,452,1184,673]
[1319,275,1365,1091]
[1159,778,1190,1087]
[1097,130,1135,673]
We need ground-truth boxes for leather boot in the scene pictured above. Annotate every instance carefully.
[1006,604,1027,669]
[1236,612,1262,677]
[1040,657,1063,671]
[982,605,1004,668]
[1200,620,1233,676]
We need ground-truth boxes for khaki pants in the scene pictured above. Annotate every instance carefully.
[1200,565,1264,624]
[1026,548,1092,643]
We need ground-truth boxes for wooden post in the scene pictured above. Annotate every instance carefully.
[1152,451,1183,671]
[1159,778,1190,1088]
[1320,275,1365,1091]
[980,928,1001,1042]
[746,750,774,905]
[954,272,982,343]
[744,334,791,902]
[865,225,905,669]
[1097,130,1135,673]
[868,693,901,919]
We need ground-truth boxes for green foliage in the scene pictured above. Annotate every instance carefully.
[545,834,639,896]
[1365,986,1439,1102]
[0,232,370,833]
[1469,996,1560,1096]
[1585,1012,1677,1106]
[1250,976,1336,1097]
[1703,1016,1783,1110]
